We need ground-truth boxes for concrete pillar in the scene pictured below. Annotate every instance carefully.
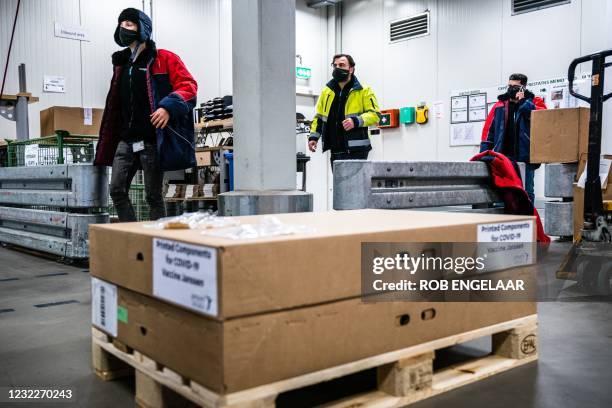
[603,0,612,154]
[218,0,312,215]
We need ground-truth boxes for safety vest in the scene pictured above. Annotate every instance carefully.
[309,76,381,153]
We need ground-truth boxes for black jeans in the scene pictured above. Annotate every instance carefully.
[330,150,369,172]
[109,141,166,222]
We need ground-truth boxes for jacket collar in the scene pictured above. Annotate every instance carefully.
[111,39,157,66]
[326,75,364,93]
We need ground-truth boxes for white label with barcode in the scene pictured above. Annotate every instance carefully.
[91,278,118,336]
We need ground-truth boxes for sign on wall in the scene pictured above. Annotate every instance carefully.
[43,75,65,93]
[54,22,90,42]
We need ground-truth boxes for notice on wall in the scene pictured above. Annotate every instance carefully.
[43,75,65,93]
[432,101,444,119]
[54,22,90,42]
[450,122,484,146]
[152,239,218,316]
[91,278,118,336]
[450,95,468,124]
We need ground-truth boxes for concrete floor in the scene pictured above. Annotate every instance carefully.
[1,245,611,408]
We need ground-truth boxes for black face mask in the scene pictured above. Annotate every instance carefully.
[118,27,139,47]
[507,85,523,99]
[332,67,350,82]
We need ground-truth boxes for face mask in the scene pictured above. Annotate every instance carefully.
[507,85,523,99]
[332,67,350,82]
[118,27,139,47]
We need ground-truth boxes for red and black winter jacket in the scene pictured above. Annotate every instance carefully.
[471,150,550,243]
[480,90,546,164]
[94,40,198,171]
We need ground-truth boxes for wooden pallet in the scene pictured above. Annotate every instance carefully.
[92,314,537,408]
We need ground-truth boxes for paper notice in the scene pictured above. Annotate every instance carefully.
[83,108,93,126]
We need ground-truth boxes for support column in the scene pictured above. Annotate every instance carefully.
[16,63,29,141]
[218,0,312,216]
[603,0,612,154]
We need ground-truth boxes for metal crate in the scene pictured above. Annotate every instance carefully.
[7,131,98,167]
[108,183,150,221]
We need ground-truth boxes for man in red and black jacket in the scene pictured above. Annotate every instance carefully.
[94,8,197,221]
[480,73,546,204]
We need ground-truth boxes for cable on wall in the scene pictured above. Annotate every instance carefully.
[1,0,21,98]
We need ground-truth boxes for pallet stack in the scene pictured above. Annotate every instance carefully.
[89,210,538,407]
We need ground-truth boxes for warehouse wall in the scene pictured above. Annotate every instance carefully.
[0,0,331,210]
[341,0,611,203]
[0,0,142,140]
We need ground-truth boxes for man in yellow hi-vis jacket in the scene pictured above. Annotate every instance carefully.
[308,54,381,170]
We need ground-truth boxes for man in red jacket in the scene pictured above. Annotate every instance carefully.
[95,8,197,221]
[480,73,546,204]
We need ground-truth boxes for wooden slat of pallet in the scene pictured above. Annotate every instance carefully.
[322,354,537,408]
[220,314,537,407]
[92,328,219,407]
[92,314,537,408]
[1,93,40,103]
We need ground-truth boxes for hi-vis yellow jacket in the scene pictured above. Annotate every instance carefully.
[309,76,381,153]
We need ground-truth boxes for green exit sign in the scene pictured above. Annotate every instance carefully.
[296,66,312,79]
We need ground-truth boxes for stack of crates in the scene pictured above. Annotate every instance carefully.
[5,130,150,222]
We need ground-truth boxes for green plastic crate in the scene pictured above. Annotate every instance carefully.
[7,130,98,167]
[108,183,150,222]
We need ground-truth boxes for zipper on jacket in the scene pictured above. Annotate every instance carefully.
[370,97,376,110]
[324,94,331,112]
[128,64,134,130]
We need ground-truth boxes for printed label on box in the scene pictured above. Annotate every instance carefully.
[91,277,118,336]
[477,220,534,243]
[152,239,218,316]
[477,221,535,271]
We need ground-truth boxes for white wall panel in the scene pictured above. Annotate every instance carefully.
[153,0,220,104]
[80,0,142,109]
[341,0,609,202]
[436,0,504,162]
[0,0,82,140]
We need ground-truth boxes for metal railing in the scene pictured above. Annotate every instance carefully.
[0,164,109,259]
[333,161,502,212]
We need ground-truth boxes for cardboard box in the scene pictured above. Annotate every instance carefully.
[110,284,535,393]
[40,106,103,136]
[195,150,213,167]
[530,107,589,164]
[90,210,536,320]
